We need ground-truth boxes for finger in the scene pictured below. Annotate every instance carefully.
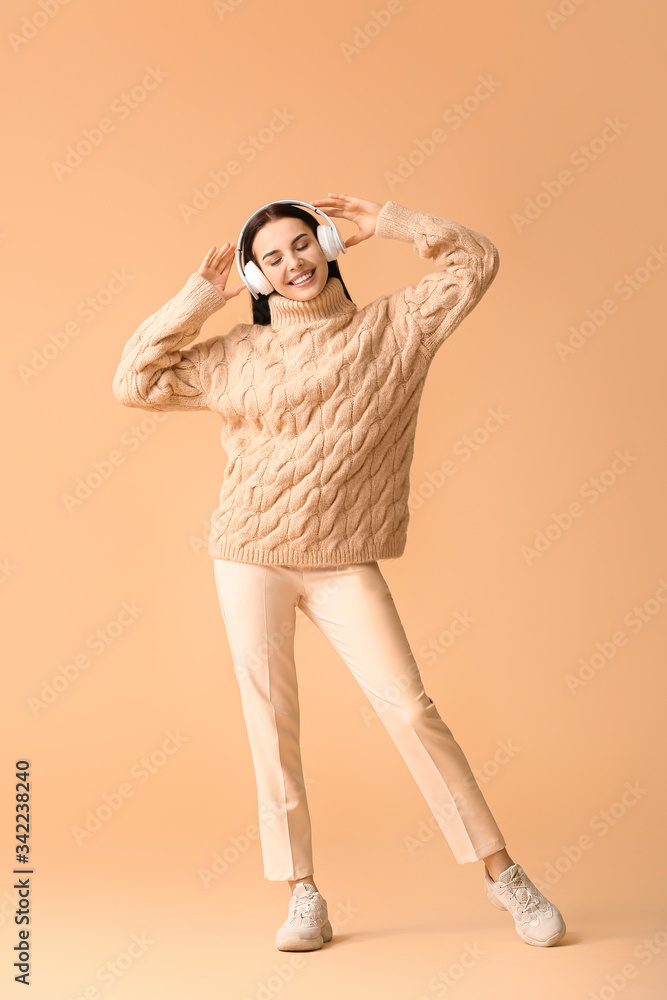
[210,242,236,268]
[327,193,350,207]
[219,243,238,268]
[214,241,233,258]
[208,244,225,265]
[311,194,343,207]
[215,242,235,261]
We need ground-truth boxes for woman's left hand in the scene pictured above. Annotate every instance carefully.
[309,192,384,248]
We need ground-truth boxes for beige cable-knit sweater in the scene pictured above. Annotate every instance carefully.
[112,200,499,566]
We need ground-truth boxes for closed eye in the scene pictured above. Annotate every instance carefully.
[269,242,309,266]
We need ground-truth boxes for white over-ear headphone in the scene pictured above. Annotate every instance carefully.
[235,199,347,300]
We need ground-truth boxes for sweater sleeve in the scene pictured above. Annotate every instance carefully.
[112,272,230,412]
[374,200,500,359]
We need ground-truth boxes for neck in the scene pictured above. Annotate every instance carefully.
[268,276,357,330]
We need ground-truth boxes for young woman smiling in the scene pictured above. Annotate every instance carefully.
[113,191,566,953]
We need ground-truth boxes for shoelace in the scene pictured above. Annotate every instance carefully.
[291,890,324,924]
[500,873,550,915]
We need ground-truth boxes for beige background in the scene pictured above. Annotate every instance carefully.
[3,0,666,996]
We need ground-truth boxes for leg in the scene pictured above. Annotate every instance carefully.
[483,848,515,881]
[298,562,507,865]
[288,875,319,891]
[212,559,315,882]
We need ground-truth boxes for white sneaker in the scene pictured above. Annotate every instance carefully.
[275,882,333,951]
[484,863,566,947]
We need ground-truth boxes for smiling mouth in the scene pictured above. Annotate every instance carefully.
[289,268,315,285]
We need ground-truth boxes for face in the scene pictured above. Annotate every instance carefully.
[251,216,328,300]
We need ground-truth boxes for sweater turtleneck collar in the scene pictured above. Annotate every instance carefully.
[267,276,357,330]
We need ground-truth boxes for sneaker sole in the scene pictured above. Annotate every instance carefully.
[275,919,333,951]
[515,924,566,947]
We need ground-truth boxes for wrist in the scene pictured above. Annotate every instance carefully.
[193,271,227,305]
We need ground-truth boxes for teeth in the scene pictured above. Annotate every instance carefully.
[291,269,314,285]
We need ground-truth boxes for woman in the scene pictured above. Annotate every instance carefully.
[112,192,566,952]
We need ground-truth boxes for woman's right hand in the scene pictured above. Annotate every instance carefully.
[197,242,246,301]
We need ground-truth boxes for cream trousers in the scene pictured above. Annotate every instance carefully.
[213,558,506,881]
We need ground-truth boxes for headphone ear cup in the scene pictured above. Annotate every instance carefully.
[316,223,346,261]
[243,259,274,297]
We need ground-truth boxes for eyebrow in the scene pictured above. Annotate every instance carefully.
[261,232,310,261]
